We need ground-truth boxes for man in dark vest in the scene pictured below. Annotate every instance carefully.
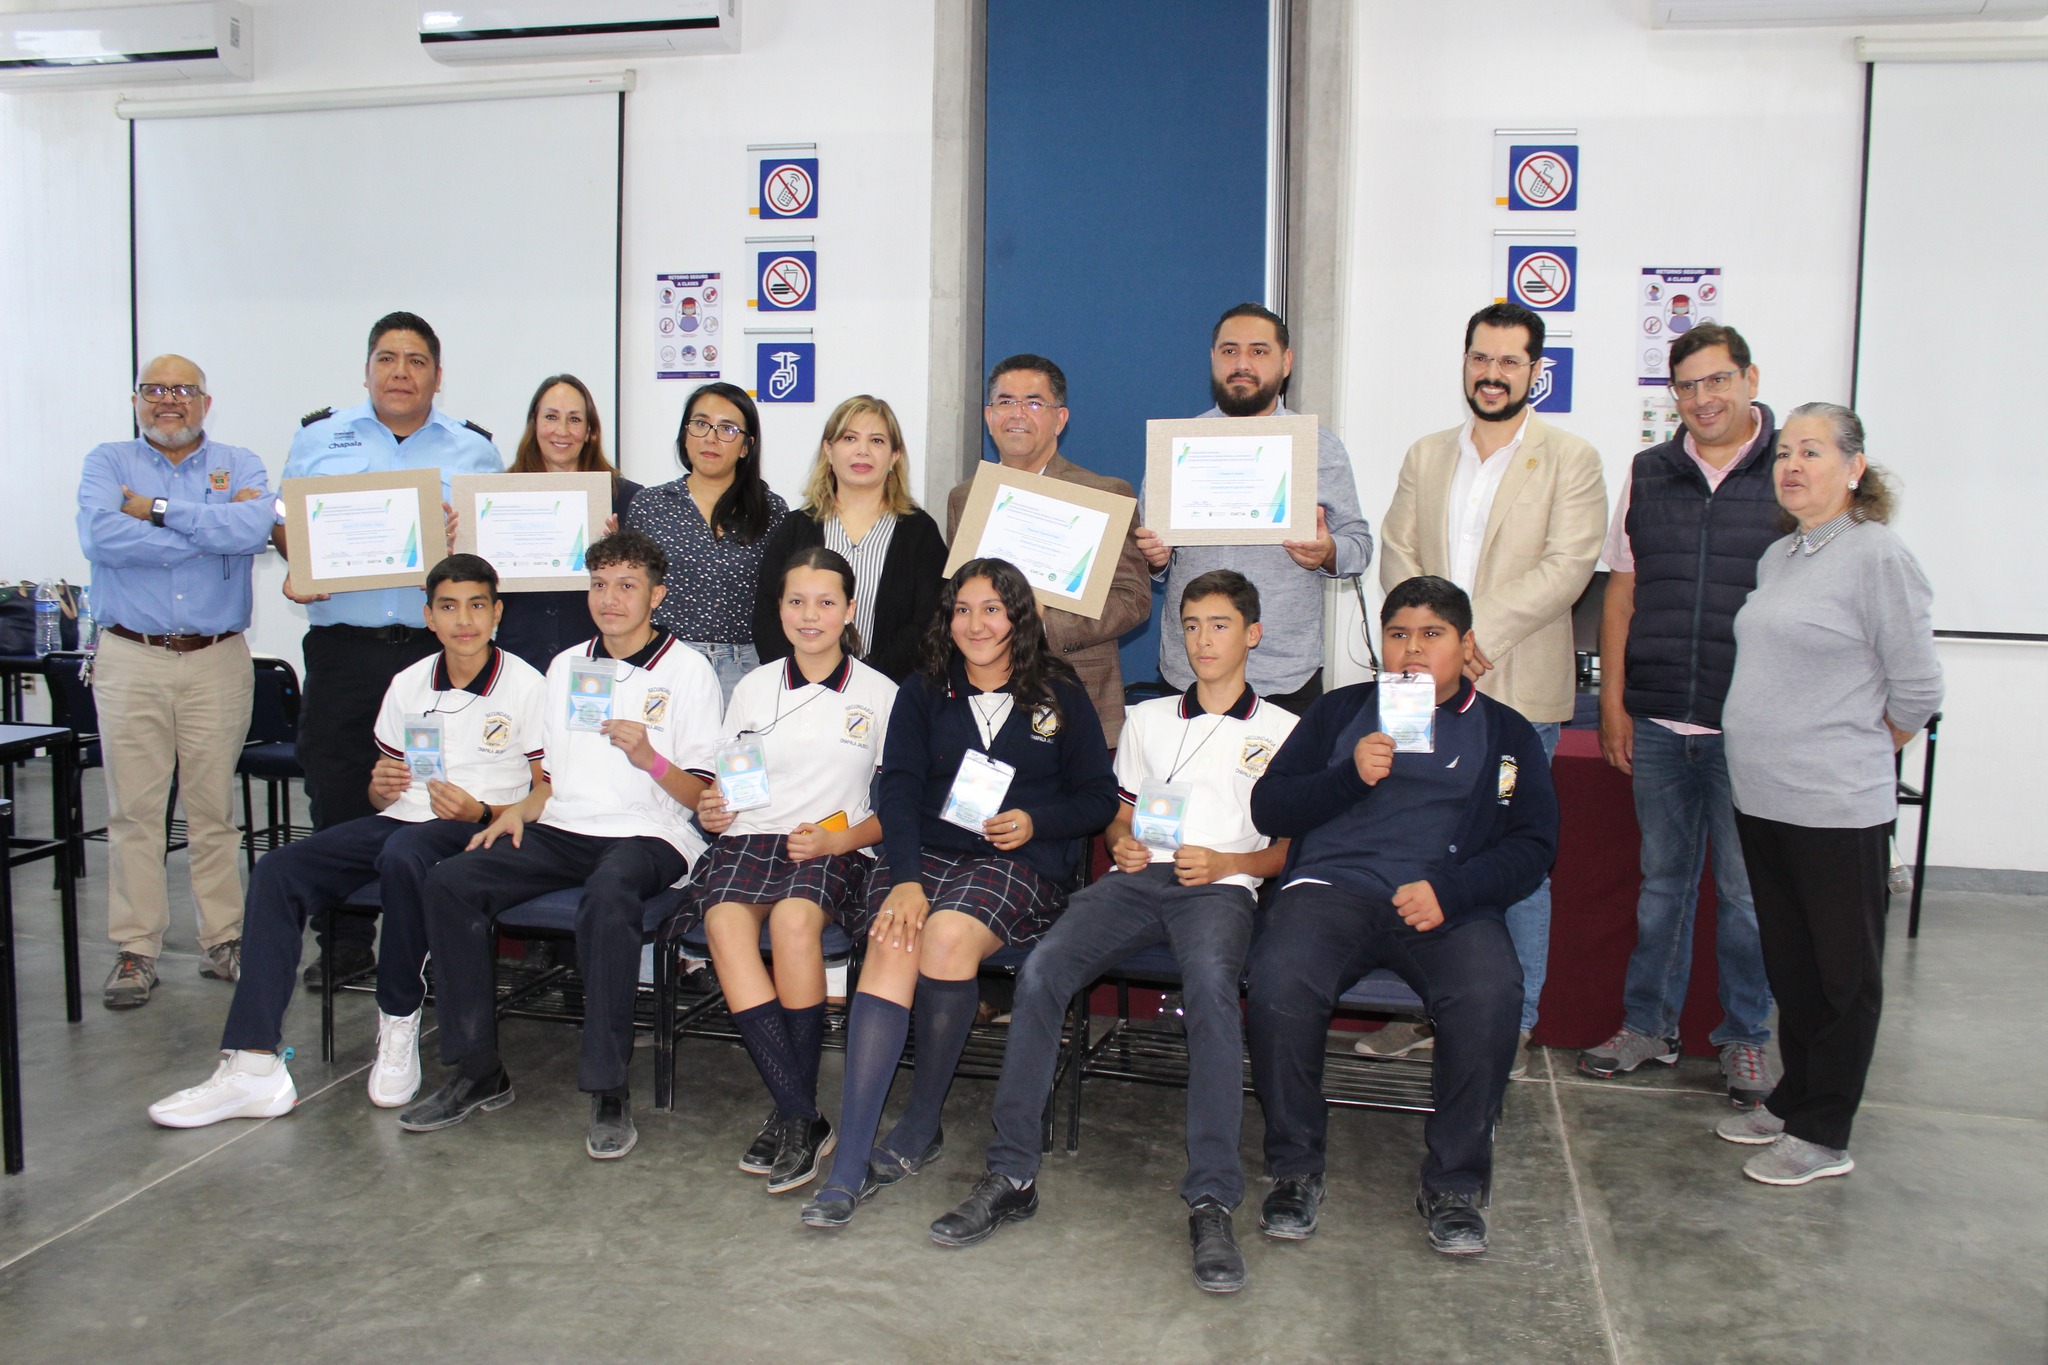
[1582,324,1778,1109]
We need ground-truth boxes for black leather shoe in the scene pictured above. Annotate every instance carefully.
[1188,1199,1247,1293]
[868,1125,943,1189]
[800,1173,878,1230]
[766,1114,836,1193]
[1416,1188,1488,1255]
[738,1109,780,1174]
[396,1068,514,1133]
[303,942,375,990]
[1258,1173,1326,1240]
[586,1094,638,1160]
[930,1171,1039,1248]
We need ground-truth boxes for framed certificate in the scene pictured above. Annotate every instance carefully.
[944,462,1137,621]
[1143,414,1319,546]
[451,472,613,592]
[280,467,443,597]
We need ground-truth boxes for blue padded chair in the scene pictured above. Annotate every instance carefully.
[39,650,186,871]
[238,656,305,870]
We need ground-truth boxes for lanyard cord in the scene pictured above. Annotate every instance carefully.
[1164,710,1227,784]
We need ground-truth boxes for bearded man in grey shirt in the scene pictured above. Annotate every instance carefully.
[1135,303,1373,714]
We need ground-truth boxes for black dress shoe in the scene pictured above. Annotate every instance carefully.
[867,1125,943,1189]
[929,1171,1038,1248]
[1416,1188,1488,1255]
[1188,1199,1247,1293]
[800,1174,878,1230]
[587,1094,638,1160]
[738,1109,780,1174]
[1258,1173,1326,1240]
[397,1067,514,1133]
[303,942,376,990]
[766,1114,836,1193]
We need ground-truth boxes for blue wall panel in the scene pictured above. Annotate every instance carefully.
[983,0,1269,685]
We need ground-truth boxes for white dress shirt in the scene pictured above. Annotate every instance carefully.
[1445,413,1529,592]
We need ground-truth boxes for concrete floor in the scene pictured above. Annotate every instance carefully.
[2,772,2044,1364]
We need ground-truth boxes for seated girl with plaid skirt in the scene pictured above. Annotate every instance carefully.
[801,557,1117,1229]
[695,547,898,1193]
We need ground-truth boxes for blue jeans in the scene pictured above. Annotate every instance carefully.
[687,641,759,705]
[1622,722,1773,1047]
[1505,722,1560,1032]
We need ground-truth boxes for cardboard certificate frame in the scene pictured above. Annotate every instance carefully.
[281,467,443,597]
[451,471,613,593]
[1143,413,1320,546]
[943,462,1137,621]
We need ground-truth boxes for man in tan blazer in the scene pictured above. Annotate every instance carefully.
[1369,303,1607,1068]
[947,353,1151,747]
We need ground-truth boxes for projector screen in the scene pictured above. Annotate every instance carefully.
[1855,60,2048,637]
[132,92,621,672]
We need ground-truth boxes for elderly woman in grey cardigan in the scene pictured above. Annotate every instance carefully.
[1716,402,1943,1187]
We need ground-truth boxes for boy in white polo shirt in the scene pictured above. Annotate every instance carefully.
[403,529,722,1161]
[148,555,546,1127]
[929,570,1297,1294]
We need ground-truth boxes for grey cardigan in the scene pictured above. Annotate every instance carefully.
[1723,518,1944,828]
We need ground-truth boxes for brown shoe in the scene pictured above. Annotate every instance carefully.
[200,939,242,982]
[103,951,158,1010]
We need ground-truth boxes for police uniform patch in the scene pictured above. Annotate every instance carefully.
[843,705,873,742]
[208,467,231,492]
[1030,706,1061,739]
[643,688,672,726]
[1238,737,1275,776]
[1497,755,1519,804]
[480,712,512,753]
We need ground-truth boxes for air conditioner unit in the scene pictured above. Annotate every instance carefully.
[419,1,741,65]
[0,3,250,90]
[1653,0,2048,25]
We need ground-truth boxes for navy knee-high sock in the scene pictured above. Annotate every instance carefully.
[784,1002,826,1115]
[880,975,980,1159]
[820,992,910,1196]
[731,1000,814,1120]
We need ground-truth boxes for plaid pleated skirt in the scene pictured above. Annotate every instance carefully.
[853,849,1068,947]
[689,833,870,924]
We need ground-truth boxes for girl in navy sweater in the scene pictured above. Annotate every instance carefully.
[801,558,1116,1228]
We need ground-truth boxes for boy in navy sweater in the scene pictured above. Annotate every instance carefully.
[1246,575,1557,1256]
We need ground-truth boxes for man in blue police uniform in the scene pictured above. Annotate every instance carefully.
[277,311,501,984]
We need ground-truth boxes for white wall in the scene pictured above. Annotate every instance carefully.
[0,0,935,679]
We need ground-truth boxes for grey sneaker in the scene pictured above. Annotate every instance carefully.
[103,952,158,1010]
[1716,1108,1787,1145]
[1354,1019,1434,1058]
[1578,1027,1678,1078]
[200,939,242,983]
[1743,1135,1853,1186]
[1719,1041,1773,1109]
[1508,1030,1534,1080]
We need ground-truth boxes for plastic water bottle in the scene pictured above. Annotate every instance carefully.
[77,584,97,651]
[32,580,61,656]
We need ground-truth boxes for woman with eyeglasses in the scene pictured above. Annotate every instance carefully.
[749,395,947,682]
[494,374,642,673]
[627,382,787,701]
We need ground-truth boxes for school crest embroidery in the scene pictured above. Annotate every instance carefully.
[1030,706,1061,738]
[642,689,672,726]
[1238,737,1275,776]
[208,467,231,492]
[480,713,512,752]
[843,705,873,742]
[1496,755,1519,804]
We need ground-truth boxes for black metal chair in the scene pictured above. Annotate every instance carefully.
[38,651,185,872]
[1895,709,1942,938]
[239,656,307,869]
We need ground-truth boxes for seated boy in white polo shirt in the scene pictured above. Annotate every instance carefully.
[402,529,722,1161]
[148,554,546,1127]
[929,570,1298,1294]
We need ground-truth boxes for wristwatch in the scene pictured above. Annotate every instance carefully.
[149,497,169,528]
[478,802,493,825]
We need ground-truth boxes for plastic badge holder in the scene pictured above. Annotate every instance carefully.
[1378,671,1437,753]
[403,714,445,784]
[1131,780,1190,850]
[716,735,772,812]
[941,749,1016,835]
[566,660,616,733]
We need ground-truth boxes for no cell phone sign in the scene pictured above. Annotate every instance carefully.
[758,158,818,219]
[1507,144,1578,211]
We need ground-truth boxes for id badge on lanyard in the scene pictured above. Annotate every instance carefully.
[566,660,617,733]
[1377,672,1437,753]
[715,735,772,812]
[402,714,446,784]
[1131,780,1191,850]
[942,749,1016,835]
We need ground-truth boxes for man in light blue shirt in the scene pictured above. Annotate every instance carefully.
[277,311,500,984]
[77,354,275,1008]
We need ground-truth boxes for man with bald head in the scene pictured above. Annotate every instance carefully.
[78,355,276,1008]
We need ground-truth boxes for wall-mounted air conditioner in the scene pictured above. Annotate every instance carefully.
[419,1,741,65]
[1653,0,2048,24]
[0,2,251,90]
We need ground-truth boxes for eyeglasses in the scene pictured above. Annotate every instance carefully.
[137,383,203,401]
[1464,351,1530,374]
[988,397,1055,415]
[685,416,745,443]
[1670,369,1742,400]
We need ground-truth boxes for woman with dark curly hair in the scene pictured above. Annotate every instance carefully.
[800,558,1117,1229]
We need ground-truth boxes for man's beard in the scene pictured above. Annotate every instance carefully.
[1464,384,1528,425]
[1212,372,1284,418]
[145,419,203,449]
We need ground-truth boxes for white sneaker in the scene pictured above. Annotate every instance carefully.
[148,1051,295,1128]
[367,1009,424,1108]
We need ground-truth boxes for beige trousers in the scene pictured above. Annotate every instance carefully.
[93,629,254,958]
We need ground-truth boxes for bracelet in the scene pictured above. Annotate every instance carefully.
[478,802,493,825]
[648,754,671,782]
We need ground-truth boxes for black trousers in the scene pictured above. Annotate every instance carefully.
[1246,881,1521,1198]
[1733,811,1889,1151]
[299,625,439,951]
[423,824,687,1097]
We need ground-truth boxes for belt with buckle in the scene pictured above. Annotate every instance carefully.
[105,626,239,653]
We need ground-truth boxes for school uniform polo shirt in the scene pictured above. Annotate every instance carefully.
[372,646,546,823]
[538,632,722,862]
[1113,684,1299,892]
[719,654,897,840]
